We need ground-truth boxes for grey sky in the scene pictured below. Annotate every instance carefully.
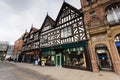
[0,0,81,45]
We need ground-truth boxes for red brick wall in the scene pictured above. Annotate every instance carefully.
[13,38,23,55]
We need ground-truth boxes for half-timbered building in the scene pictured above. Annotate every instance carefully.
[39,2,91,70]
[22,26,39,63]
[40,15,56,66]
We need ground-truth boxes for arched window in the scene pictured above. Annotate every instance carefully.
[115,34,120,42]
[115,34,120,56]
[106,3,120,24]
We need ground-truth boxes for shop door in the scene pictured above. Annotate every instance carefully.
[56,54,62,67]
[95,45,112,71]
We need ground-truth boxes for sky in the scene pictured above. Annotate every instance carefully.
[0,0,81,45]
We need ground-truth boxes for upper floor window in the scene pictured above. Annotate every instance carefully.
[106,3,120,25]
[61,8,70,18]
[90,11,96,19]
[61,26,72,38]
[23,37,27,42]
[87,0,92,5]
[42,25,51,31]
[42,35,48,43]
[30,34,33,39]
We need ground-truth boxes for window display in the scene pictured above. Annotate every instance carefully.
[62,47,86,69]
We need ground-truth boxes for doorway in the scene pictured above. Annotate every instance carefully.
[56,54,62,67]
[95,44,112,71]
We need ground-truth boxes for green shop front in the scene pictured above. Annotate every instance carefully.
[40,41,91,70]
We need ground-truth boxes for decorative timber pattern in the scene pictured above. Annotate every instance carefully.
[22,27,39,52]
[40,2,87,48]
[22,2,87,51]
[56,2,87,45]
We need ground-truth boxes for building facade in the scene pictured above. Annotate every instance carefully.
[0,41,9,60]
[6,45,14,59]
[39,2,91,70]
[13,37,23,61]
[22,26,39,63]
[81,0,120,74]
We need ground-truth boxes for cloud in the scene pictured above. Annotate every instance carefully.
[0,0,81,45]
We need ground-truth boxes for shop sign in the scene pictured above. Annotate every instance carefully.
[92,36,106,42]
[116,42,120,47]
[40,41,86,51]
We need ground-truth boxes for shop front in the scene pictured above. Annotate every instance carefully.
[23,51,39,64]
[62,47,87,69]
[95,44,112,71]
[40,41,91,70]
[40,49,56,66]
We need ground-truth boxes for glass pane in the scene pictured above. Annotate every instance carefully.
[116,7,120,20]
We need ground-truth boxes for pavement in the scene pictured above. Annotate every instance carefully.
[0,62,55,80]
[9,61,120,80]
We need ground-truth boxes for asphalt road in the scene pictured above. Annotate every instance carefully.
[0,61,55,80]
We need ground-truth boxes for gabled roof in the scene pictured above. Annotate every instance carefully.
[29,25,39,34]
[24,31,29,37]
[55,2,83,26]
[40,14,55,32]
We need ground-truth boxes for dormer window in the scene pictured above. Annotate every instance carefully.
[42,25,51,32]
[87,0,92,5]
[34,32,38,40]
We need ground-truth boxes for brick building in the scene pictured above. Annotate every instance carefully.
[13,37,23,61]
[81,0,120,74]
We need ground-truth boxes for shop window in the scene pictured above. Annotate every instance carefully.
[41,51,55,66]
[61,26,72,38]
[106,3,120,25]
[61,8,70,18]
[63,52,85,68]
[62,47,86,68]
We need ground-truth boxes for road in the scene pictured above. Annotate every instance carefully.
[0,61,55,80]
